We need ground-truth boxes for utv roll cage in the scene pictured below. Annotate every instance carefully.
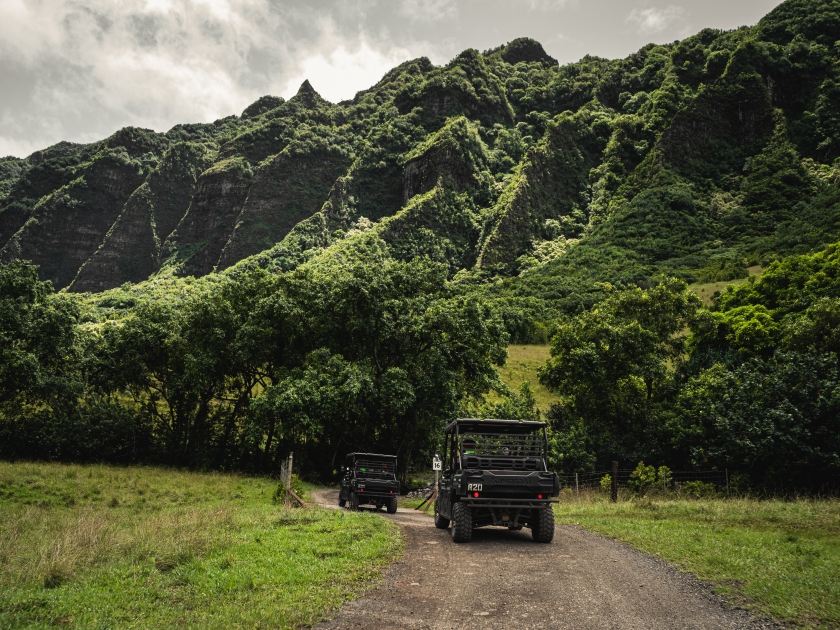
[443,418,549,472]
[344,453,397,480]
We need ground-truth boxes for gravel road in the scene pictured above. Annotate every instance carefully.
[311,489,779,630]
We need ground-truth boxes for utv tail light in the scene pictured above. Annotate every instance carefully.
[537,494,544,499]
[359,488,364,492]
[472,491,480,498]
[389,490,394,494]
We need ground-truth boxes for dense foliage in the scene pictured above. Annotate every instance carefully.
[0,248,507,478]
[540,246,840,490]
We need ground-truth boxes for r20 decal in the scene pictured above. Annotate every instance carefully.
[467,483,483,491]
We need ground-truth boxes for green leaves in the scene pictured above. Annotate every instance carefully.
[0,261,78,408]
[671,353,840,485]
[539,279,700,467]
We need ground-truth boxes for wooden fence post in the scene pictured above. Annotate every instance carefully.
[284,452,294,507]
[575,473,579,495]
[611,461,618,503]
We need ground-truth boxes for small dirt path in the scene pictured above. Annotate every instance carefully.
[311,489,778,630]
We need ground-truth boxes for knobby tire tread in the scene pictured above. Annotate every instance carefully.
[451,502,472,543]
[531,506,555,543]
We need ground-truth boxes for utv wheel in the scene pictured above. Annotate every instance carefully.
[386,496,398,514]
[348,492,360,511]
[338,498,346,507]
[451,502,473,543]
[531,506,555,543]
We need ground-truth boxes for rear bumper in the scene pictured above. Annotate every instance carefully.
[462,497,558,508]
[356,491,398,499]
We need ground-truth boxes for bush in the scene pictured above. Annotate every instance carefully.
[657,466,673,492]
[629,461,657,496]
[273,474,306,503]
[600,473,612,493]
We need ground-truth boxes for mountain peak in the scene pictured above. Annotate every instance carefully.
[499,38,557,66]
[290,79,330,107]
[297,79,316,95]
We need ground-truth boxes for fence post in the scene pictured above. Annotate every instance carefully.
[575,473,579,495]
[285,452,294,507]
[611,461,618,503]
[726,467,729,498]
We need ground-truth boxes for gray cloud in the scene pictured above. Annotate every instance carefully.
[0,0,781,157]
[627,5,691,36]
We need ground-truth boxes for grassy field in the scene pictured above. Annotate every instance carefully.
[492,344,559,412]
[690,265,763,306]
[554,493,840,628]
[0,462,403,629]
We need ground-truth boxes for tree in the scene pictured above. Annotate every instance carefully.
[670,352,840,489]
[0,261,78,414]
[539,278,700,467]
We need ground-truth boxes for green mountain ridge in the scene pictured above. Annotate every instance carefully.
[0,0,839,302]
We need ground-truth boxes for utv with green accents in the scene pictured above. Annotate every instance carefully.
[339,453,400,513]
[435,419,559,543]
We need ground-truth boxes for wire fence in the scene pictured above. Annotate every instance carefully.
[557,469,730,495]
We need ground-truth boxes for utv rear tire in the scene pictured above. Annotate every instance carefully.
[349,492,359,511]
[531,506,555,543]
[387,496,398,514]
[451,502,473,543]
[338,498,346,507]
[434,502,450,529]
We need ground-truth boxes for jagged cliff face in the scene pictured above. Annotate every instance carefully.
[71,142,216,292]
[2,0,840,292]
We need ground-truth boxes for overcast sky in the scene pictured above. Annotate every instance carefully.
[0,0,781,158]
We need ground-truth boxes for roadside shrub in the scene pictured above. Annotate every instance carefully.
[273,474,306,503]
[600,473,612,493]
[629,461,657,495]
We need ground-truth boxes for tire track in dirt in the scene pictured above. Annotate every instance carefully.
[311,489,779,630]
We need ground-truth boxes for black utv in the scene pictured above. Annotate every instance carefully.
[339,453,400,513]
[435,419,559,543]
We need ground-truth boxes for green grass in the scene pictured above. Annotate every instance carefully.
[398,496,432,511]
[0,462,403,629]
[491,344,560,412]
[691,265,762,306]
[555,493,840,628]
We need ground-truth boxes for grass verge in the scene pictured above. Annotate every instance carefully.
[555,492,840,628]
[0,462,403,629]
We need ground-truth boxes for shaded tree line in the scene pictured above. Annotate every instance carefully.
[539,245,840,491]
[0,238,507,479]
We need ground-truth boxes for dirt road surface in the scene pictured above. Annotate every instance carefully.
[310,489,778,630]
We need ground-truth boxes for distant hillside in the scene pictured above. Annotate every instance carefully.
[1,0,839,295]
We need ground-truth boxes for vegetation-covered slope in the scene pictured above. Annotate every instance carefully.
[1,0,838,293]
